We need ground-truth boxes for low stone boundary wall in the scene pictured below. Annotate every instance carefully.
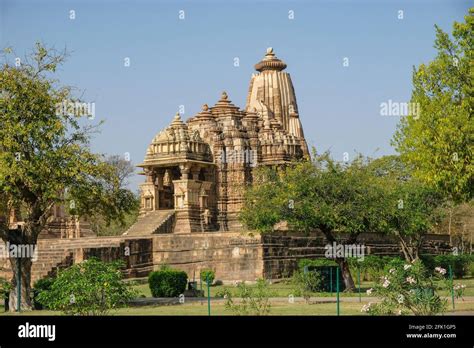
[0,232,452,284]
[262,232,452,279]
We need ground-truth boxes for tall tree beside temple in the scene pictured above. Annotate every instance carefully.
[368,156,445,262]
[392,8,473,204]
[0,43,137,311]
[241,152,390,290]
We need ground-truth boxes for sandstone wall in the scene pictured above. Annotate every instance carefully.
[151,232,264,283]
[0,232,453,284]
[83,238,154,278]
[262,232,452,279]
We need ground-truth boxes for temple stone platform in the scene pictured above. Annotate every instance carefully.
[0,231,451,285]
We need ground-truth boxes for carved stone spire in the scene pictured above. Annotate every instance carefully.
[246,48,308,157]
[210,91,240,114]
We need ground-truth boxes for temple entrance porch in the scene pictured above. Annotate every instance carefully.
[138,162,217,233]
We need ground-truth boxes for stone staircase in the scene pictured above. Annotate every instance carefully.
[31,249,74,284]
[123,210,175,236]
[1,237,124,284]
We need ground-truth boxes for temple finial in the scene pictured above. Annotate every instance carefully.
[255,47,286,72]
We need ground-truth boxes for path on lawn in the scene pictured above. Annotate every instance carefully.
[130,295,474,306]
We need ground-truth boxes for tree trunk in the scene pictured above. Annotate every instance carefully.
[398,239,418,263]
[8,256,33,311]
[395,231,420,263]
[335,258,355,291]
[320,227,357,292]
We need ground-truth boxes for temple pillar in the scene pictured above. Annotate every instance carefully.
[139,169,159,214]
[153,168,166,209]
[191,165,201,180]
[155,169,165,190]
[173,178,213,233]
[179,163,191,180]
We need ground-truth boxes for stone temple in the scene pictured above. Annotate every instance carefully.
[0,48,450,285]
[125,47,309,235]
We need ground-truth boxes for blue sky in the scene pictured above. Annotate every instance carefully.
[1,0,471,191]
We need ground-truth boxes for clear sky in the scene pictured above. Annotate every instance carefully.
[1,0,471,191]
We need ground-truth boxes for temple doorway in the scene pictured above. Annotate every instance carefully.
[158,166,181,209]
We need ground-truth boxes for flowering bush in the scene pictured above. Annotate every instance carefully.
[362,260,459,316]
[453,283,466,299]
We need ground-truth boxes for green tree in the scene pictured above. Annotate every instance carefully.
[385,179,444,262]
[241,151,389,290]
[392,8,473,204]
[369,156,445,262]
[88,155,140,236]
[0,43,137,311]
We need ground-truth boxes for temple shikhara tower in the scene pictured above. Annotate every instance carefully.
[126,48,309,235]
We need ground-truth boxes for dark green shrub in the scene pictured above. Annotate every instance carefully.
[200,269,215,285]
[0,277,12,311]
[420,255,436,273]
[433,254,470,278]
[349,255,384,281]
[469,258,474,277]
[383,256,405,271]
[348,255,404,281]
[0,277,11,298]
[148,269,188,297]
[33,277,55,310]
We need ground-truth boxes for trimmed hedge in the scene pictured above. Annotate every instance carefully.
[148,269,188,297]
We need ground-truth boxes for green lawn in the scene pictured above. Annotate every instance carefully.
[2,277,472,316]
[0,302,365,316]
[132,280,378,298]
[3,299,474,316]
[132,277,474,298]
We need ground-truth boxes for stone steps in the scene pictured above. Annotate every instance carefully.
[1,236,125,283]
[124,210,175,236]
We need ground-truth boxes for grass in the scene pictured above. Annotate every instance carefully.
[2,276,473,316]
[2,299,474,316]
[132,277,474,298]
[0,302,362,316]
[132,280,377,298]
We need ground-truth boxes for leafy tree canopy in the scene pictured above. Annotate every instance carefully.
[392,8,473,203]
[0,43,137,311]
